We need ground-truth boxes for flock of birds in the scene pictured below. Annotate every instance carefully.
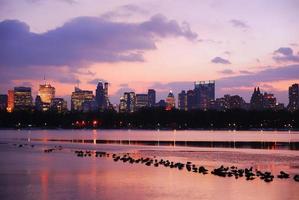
[72,149,299,183]
[12,143,299,183]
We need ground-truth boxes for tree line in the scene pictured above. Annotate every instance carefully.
[0,108,298,130]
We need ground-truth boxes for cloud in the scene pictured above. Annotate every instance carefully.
[211,57,231,64]
[218,69,234,75]
[229,19,249,29]
[0,14,197,69]
[146,64,299,104]
[101,4,149,19]
[273,47,299,63]
[239,70,253,75]
[87,78,108,85]
[218,65,299,88]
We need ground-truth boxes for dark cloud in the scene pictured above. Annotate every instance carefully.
[0,14,197,68]
[218,69,234,74]
[211,57,231,64]
[229,19,249,29]
[273,47,299,63]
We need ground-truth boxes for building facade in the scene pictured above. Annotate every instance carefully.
[7,90,14,112]
[136,94,148,110]
[166,91,175,110]
[14,87,33,111]
[95,82,109,110]
[0,94,8,111]
[50,98,67,113]
[38,84,55,104]
[147,89,156,107]
[288,83,299,111]
[178,90,187,111]
[193,81,215,110]
[71,87,94,111]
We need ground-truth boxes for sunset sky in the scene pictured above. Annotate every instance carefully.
[0,0,298,105]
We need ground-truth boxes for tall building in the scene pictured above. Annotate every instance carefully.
[7,90,14,112]
[187,90,195,110]
[38,84,55,104]
[0,94,8,111]
[14,87,33,111]
[122,92,136,112]
[250,87,264,110]
[119,97,127,113]
[71,87,94,111]
[194,81,215,110]
[178,90,187,111]
[50,98,67,113]
[96,82,109,110]
[166,91,175,110]
[148,89,156,107]
[82,100,98,112]
[288,83,299,111]
[136,94,148,110]
[34,95,43,111]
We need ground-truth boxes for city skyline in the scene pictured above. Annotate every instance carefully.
[1,80,298,112]
[0,0,299,105]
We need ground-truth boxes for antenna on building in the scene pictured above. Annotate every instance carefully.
[43,74,46,85]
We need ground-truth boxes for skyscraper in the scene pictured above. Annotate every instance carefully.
[14,87,33,111]
[38,84,55,104]
[148,89,156,107]
[0,94,7,111]
[178,90,187,111]
[96,82,109,110]
[71,87,94,111]
[7,90,14,112]
[34,95,43,111]
[122,92,136,112]
[119,97,127,113]
[136,94,148,110]
[187,90,195,110]
[166,91,175,110]
[194,81,215,110]
[250,87,264,110]
[288,83,299,111]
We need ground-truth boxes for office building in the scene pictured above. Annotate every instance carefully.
[288,83,299,111]
[178,90,187,111]
[187,90,195,110]
[194,81,215,110]
[0,94,8,111]
[96,82,109,110]
[166,91,175,110]
[148,89,156,107]
[136,94,148,110]
[14,87,33,111]
[71,87,94,111]
[38,84,55,104]
[122,92,136,112]
[7,90,14,112]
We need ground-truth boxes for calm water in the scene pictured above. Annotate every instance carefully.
[1,129,299,150]
[1,130,299,200]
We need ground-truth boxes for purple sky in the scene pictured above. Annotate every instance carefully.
[0,0,298,105]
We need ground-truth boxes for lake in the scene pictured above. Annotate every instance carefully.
[0,130,299,200]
